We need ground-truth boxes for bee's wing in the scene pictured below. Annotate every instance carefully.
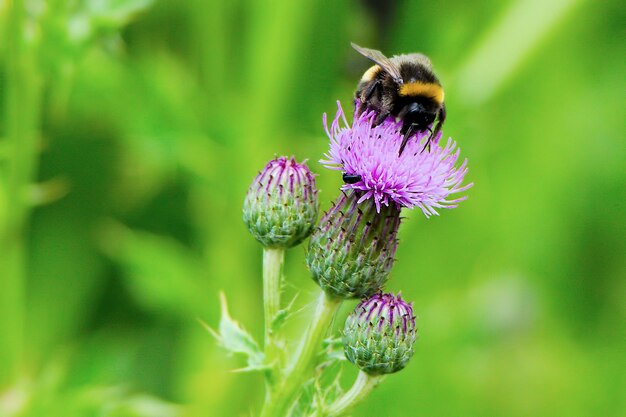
[351,42,403,84]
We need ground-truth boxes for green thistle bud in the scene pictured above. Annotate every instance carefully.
[343,293,417,375]
[243,156,318,248]
[306,190,400,299]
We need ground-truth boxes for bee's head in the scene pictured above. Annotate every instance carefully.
[398,102,437,130]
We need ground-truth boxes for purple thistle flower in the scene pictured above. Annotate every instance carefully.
[321,101,473,217]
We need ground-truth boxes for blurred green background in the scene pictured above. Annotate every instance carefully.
[0,0,624,416]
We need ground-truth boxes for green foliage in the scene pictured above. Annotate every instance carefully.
[0,0,624,416]
[206,293,269,373]
[101,223,207,317]
[271,294,299,335]
[319,337,347,367]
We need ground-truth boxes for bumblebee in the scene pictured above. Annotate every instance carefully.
[352,42,446,156]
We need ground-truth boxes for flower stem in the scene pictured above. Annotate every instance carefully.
[0,0,42,386]
[263,247,285,378]
[260,291,342,417]
[324,371,382,417]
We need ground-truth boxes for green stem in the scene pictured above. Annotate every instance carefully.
[0,0,42,386]
[260,291,342,417]
[263,247,285,377]
[324,371,382,417]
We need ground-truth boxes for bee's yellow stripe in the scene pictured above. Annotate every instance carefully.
[399,82,444,103]
[361,65,381,82]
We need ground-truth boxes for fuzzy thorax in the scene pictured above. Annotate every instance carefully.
[398,81,445,104]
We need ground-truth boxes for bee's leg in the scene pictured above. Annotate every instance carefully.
[421,106,445,153]
[398,124,416,156]
[364,79,380,101]
[357,80,381,115]
[420,128,434,153]
[373,110,390,126]
[357,99,367,115]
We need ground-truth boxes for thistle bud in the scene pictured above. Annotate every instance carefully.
[306,190,400,299]
[343,293,417,375]
[243,156,318,248]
